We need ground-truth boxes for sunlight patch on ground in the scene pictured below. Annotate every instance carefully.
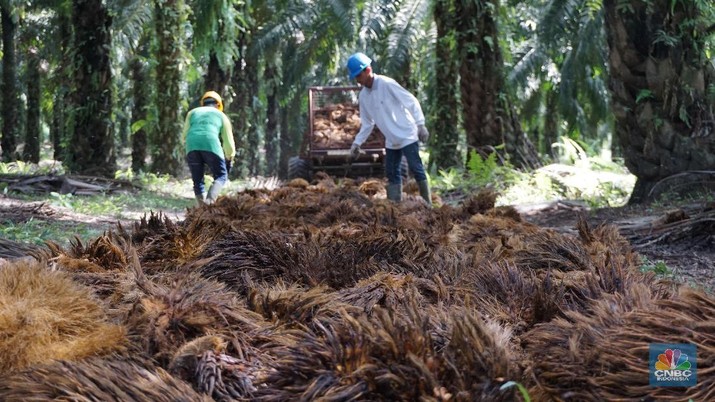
[498,163,636,208]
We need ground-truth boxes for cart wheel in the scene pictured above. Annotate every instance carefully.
[288,156,311,181]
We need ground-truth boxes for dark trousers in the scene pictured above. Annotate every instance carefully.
[385,141,427,185]
[187,150,227,197]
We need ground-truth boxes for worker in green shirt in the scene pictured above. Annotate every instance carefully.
[183,91,236,206]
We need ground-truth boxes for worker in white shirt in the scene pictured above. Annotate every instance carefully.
[346,52,432,205]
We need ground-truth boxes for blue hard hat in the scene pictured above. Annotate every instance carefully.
[347,52,372,80]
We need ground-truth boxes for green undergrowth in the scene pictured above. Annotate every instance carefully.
[43,190,194,217]
[0,217,103,247]
[1,166,279,247]
[639,258,675,279]
[430,147,636,208]
[3,189,195,247]
[7,171,197,218]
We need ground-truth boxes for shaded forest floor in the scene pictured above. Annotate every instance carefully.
[1,180,713,292]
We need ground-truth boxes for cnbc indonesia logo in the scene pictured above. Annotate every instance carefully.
[650,344,697,387]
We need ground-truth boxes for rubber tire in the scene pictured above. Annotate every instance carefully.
[288,156,311,181]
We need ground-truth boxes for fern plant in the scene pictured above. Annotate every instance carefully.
[466,149,500,185]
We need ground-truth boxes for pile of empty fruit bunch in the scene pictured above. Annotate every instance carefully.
[0,175,712,401]
[311,103,362,148]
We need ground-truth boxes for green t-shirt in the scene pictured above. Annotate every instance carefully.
[183,106,236,159]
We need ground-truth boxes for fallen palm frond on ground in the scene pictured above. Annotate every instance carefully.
[0,174,138,195]
[0,358,209,402]
[1,177,711,400]
[624,207,715,250]
[0,237,39,260]
[525,286,714,401]
[121,266,267,367]
[252,299,519,401]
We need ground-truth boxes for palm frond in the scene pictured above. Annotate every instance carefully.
[323,0,357,39]
[538,0,579,44]
[586,77,609,126]
[520,82,547,122]
[384,0,431,75]
[536,0,611,140]
[562,7,609,135]
[109,0,153,52]
[359,0,401,47]
[190,0,245,71]
[507,46,548,85]
[251,2,314,57]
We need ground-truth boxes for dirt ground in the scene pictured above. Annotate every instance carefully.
[1,192,713,291]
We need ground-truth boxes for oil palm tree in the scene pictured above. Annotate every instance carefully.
[430,0,462,170]
[517,0,714,202]
[507,0,611,157]
[109,0,154,171]
[190,0,243,93]
[603,0,715,202]
[453,0,539,169]
[67,0,116,176]
[23,45,41,163]
[1,0,20,161]
[151,0,187,176]
[29,0,74,162]
[129,36,151,173]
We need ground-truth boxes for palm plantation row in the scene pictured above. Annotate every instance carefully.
[0,0,713,203]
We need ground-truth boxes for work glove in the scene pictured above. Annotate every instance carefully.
[225,158,232,174]
[350,143,361,159]
[417,125,430,143]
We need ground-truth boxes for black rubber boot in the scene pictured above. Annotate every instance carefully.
[386,183,402,202]
[417,180,432,206]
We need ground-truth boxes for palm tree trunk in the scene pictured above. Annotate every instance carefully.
[603,0,715,203]
[68,0,116,176]
[229,59,258,178]
[278,41,302,179]
[151,0,186,176]
[204,53,229,95]
[51,10,72,161]
[244,53,267,176]
[244,54,268,176]
[279,92,303,180]
[1,4,18,162]
[430,0,462,170]
[131,39,150,173]
[51,93,65,161]
[264,60,279,176]
[543,89,559,157]
[228,67,249,178]
[228,22,258,179]
[24,48,41,164]
[455,0,539,169]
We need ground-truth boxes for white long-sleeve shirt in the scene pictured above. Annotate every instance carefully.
[353,75,425,150]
